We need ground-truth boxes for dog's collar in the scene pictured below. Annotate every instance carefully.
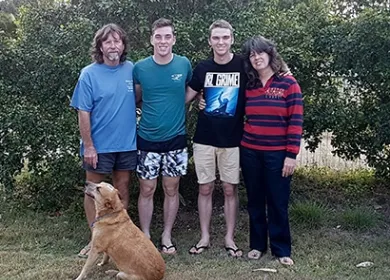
[90,212,119,228]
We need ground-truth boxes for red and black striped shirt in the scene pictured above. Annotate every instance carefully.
[241,75,303,159]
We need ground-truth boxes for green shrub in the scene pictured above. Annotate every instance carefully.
[290,201,330,229]
[2,0,390,212]
[12,155,84,211]
[292,167,377,201]
[339,207,380,231]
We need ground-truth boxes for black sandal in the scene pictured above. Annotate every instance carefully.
[160,243,177,255]
[225,246,243,258]
[189,244,210,255]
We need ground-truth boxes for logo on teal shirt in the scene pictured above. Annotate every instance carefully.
[171,74,183,81]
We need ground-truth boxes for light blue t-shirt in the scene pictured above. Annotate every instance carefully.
[71,61,137,155]
[133,55,192,142]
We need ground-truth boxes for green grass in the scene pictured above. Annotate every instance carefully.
[291,167,379,203]
[290,201,330,229]
[1,200,390,280]
[339,207,381,231]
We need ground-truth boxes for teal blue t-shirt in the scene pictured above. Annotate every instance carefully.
[71,61,137,155]
[133,55,192,142]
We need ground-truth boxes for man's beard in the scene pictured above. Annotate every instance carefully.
[107,52,120,61]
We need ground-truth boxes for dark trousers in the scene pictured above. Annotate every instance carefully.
[240,147,292,257]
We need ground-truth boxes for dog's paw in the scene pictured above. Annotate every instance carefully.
[97,253,109,266]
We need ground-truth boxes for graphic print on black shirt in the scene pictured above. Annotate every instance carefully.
[204,72,240,118]
[188,55,246,148]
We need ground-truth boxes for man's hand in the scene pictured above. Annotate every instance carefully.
[84,145,98,169]
[282,157,296,177]
[280,68,292,76]
[280,62,292,76]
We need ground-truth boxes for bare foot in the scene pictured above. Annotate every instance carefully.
[247,249,263,260]
[279,256,294,266]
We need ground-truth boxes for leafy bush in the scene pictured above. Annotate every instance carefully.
[1,0,390,211]
[328,9,390,177]
[12,156,84,211]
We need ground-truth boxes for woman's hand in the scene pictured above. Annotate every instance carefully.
[198,95,206,110]
[282,157,296,177]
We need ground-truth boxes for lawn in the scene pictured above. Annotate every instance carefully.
[1,198,389,280]
[1,169,390,280]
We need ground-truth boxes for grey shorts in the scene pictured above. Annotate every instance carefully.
[136,148,188,180]
[83,151,137,174]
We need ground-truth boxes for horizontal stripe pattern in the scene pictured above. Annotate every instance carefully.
[241,75,303,157]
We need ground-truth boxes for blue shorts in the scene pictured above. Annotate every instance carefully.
[83,151,137,174]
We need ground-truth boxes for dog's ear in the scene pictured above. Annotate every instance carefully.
[109,190,124,211]
[104,201,114,210]
[101,189,124,212]
[104,197,123,211]
[116,189,122,200]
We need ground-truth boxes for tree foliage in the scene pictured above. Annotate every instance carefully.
[1,0,389,210]
[328,8,390,175]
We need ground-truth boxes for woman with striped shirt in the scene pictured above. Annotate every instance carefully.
[240,36,303,265]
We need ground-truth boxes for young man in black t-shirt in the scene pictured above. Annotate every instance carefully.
[185,20,246,257]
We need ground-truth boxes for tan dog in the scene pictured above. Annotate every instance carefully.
[75,181,165,280]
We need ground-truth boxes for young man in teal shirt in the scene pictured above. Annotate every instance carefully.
[133,18,192,255]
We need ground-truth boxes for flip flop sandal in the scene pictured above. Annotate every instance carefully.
[188,244,210,255]
[160,244,177,255]
[78,243,91,258]
[225,246,243,258]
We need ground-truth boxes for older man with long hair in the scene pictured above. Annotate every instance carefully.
[71,23,137,257]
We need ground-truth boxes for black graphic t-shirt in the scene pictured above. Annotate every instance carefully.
[189,54,246,147]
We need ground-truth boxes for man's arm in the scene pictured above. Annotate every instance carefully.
[185,86,199,104]
[78,110,97,169]
[135,84,142,108]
